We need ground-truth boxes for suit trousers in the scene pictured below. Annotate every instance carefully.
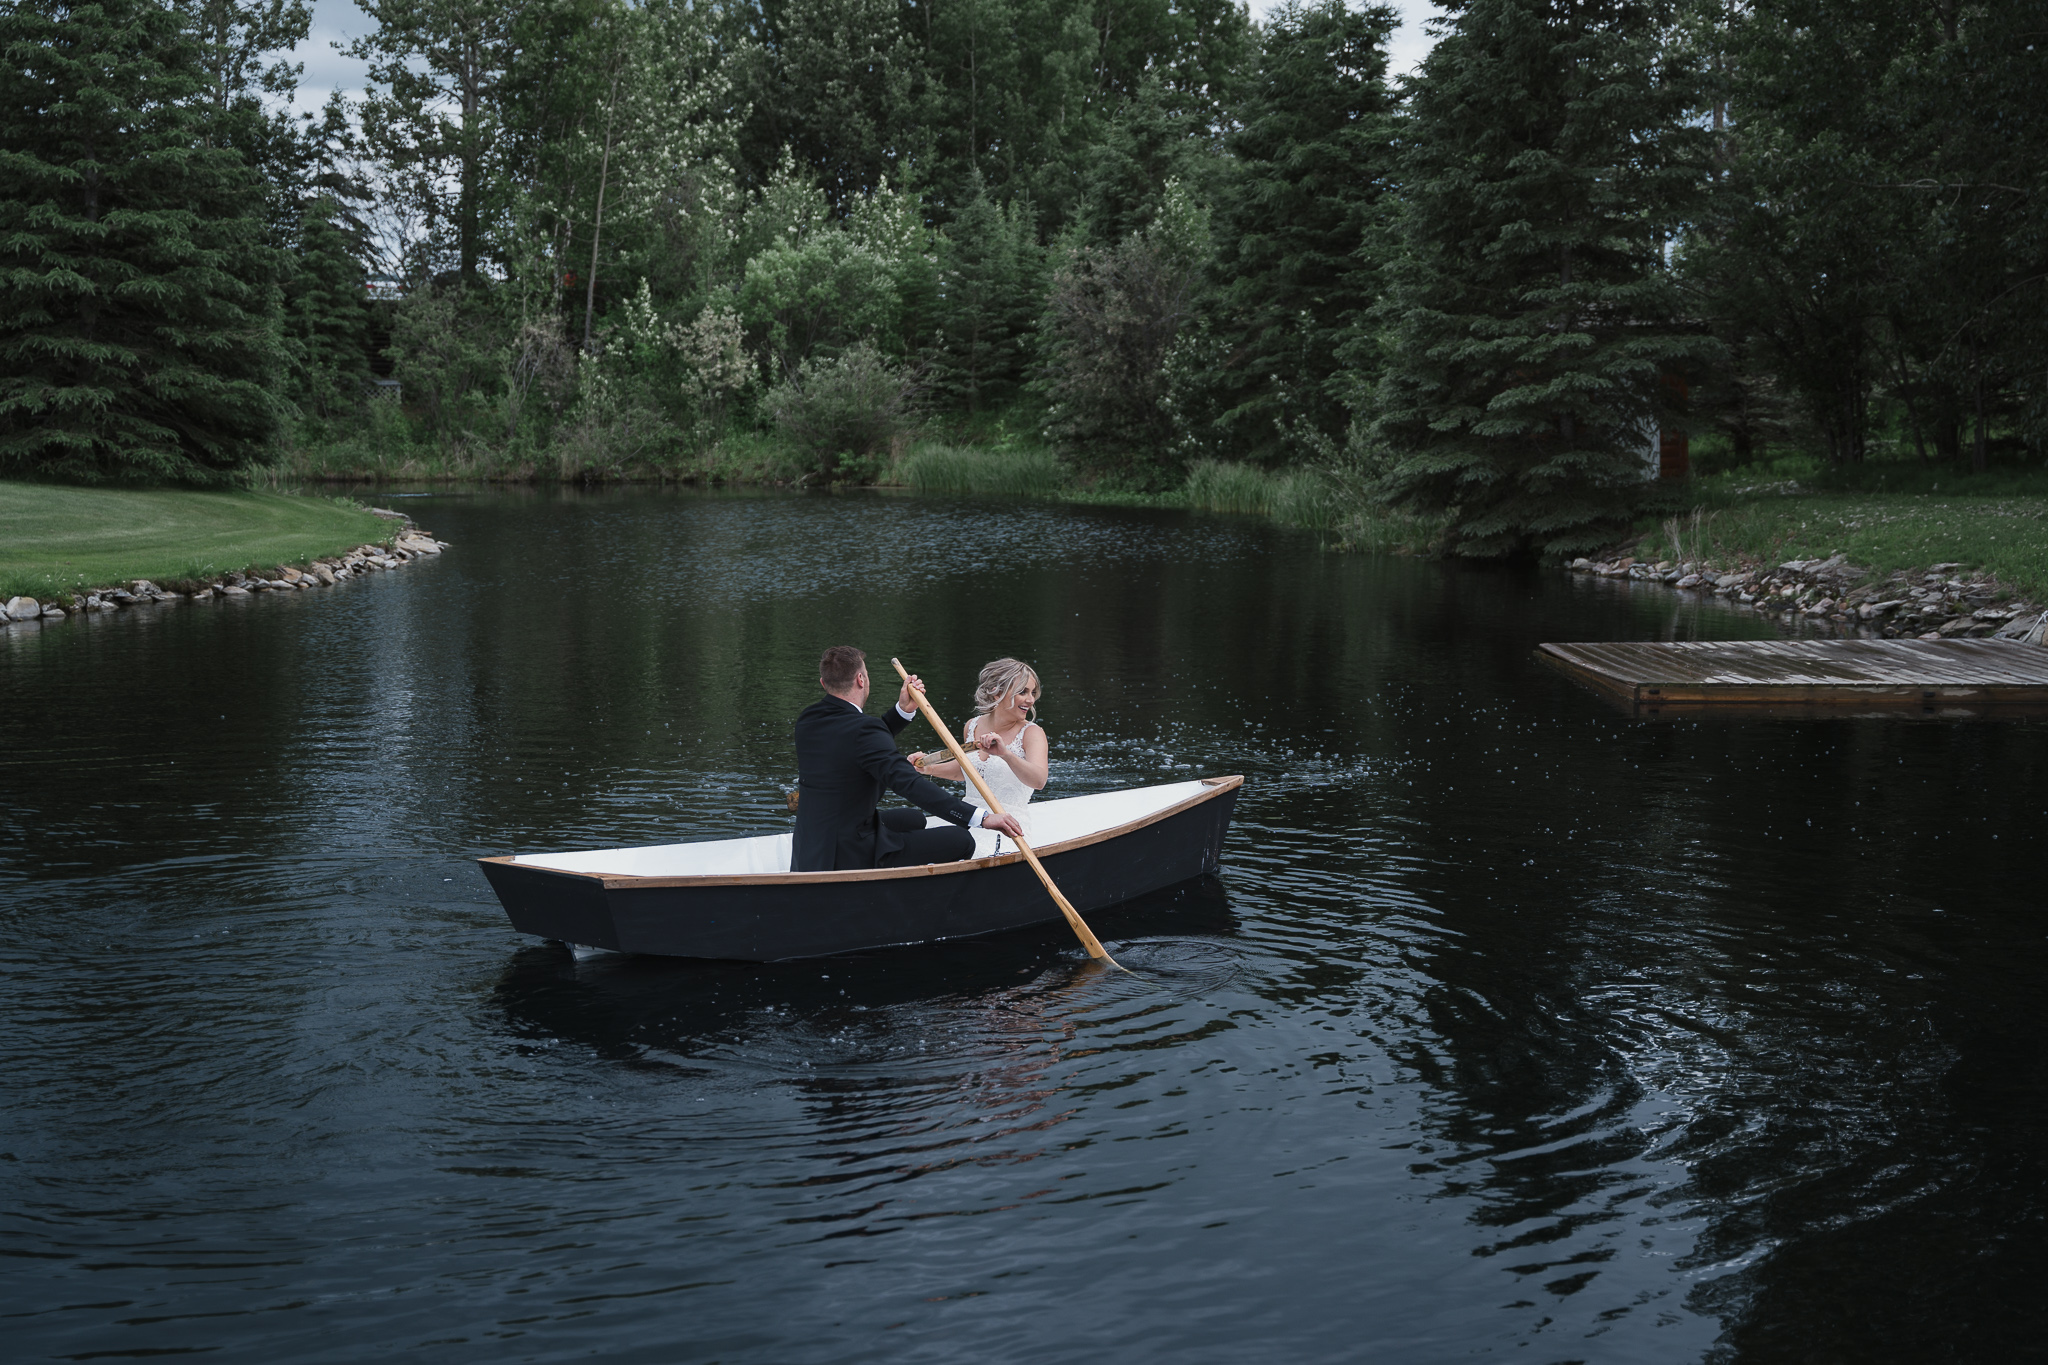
[874,807,974,868]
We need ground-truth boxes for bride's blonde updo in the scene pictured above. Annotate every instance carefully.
[973,657,1040,721]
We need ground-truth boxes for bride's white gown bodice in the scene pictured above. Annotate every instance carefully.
[961,716,1038,836]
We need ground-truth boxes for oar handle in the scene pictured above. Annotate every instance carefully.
[891,658,1118,965]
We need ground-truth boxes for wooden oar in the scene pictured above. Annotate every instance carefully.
[891,658,1123,969]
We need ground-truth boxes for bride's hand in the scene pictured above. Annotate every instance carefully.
[909,751,929,771]
[977,732,1007,757]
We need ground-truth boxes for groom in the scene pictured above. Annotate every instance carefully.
[791,646,1023,872]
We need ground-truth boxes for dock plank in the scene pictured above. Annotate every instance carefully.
[1537,638,2048,714]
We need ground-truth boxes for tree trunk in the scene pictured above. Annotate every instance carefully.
[1972,369,1988,474]
[584,68,622,353]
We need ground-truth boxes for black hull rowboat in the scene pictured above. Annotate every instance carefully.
[478,776,1242,960]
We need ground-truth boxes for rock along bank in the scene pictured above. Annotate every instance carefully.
[1569,553,2048,644]
[1,518,449,630]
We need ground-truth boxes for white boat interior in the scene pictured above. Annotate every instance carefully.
[510,779,1219,879]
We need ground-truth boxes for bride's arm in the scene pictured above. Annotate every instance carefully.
[909,752,963,781]
[990,725,1049,790]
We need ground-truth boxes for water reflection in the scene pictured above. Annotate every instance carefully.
[1,487,2043,1362]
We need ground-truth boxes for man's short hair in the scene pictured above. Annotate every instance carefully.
[819,645,866,693]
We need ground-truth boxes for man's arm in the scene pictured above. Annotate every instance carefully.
[856,722,975,825]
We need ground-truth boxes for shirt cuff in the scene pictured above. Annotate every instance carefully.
[895,702,917,721]
[968,808,986,828]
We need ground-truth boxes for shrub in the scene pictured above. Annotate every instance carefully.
[759,342,918,481]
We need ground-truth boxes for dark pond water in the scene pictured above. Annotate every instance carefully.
[3,489,2044,1363]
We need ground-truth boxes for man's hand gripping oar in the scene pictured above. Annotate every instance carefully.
[891,659,1125,970]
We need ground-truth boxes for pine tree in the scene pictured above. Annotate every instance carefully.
[1206,0,1398,464]
[280,97,377,417]
[1370,0,1716,558]
[0,0,283,480]
[934,173,1040,412]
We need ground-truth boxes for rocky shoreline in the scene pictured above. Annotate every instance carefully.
[1569,552,2048,644]
[1,515,449,630]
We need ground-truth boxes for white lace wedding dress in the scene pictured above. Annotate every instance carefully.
[959,715,1039,845]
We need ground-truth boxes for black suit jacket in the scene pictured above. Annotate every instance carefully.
[791,694,976,871]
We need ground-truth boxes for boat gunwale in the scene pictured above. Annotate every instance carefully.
[478,775,1243,890]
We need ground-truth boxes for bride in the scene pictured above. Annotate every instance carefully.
[910,658,1047,838]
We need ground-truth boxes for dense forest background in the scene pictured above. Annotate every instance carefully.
[2,0,2044,556]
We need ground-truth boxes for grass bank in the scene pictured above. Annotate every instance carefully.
[1640,459,2048,598]
[0,483,393,600]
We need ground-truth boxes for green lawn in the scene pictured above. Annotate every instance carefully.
[0,482,392,600]
[1649,486,2048,598]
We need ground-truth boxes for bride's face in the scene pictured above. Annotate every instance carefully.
[1003,677,1040,717]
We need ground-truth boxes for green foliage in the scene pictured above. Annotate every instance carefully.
[0,0,284,482]
[1202,0,1398,465]
[1680,0,2048,471]
[739,176,932,378]
[1183,457,1275,513]
[898,442,1067,496]
[1369,0,1717,559]
[759,341,918,481]
[914,0,1095,213]
[1034,180,1211,489]
[932,175,1042,413]
[614,281,751,433]
[350,0,519,286]
[385,289,510,441]
[1182,456,1444,547]
[729,0,927,213]
[285,196,374,414]
[1072,74,1224,247]
[8,0,2031,515]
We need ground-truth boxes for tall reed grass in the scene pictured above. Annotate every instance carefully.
[897,443,1068,496]
[1184,458,1444,550]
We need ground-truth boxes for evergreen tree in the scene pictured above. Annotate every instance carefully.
[1071,73,1223,247]
[0,0,282,480]
[1206,0,1398,464]
[281,96,377,416]
[933,173,1041,411]
[1370,0,1715,558]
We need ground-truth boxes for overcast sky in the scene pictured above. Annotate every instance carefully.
[287,0,1446,115]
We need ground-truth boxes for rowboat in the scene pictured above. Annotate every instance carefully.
[477,775,1242,961]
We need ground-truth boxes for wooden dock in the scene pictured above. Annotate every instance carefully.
[1538,638,2048,715]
